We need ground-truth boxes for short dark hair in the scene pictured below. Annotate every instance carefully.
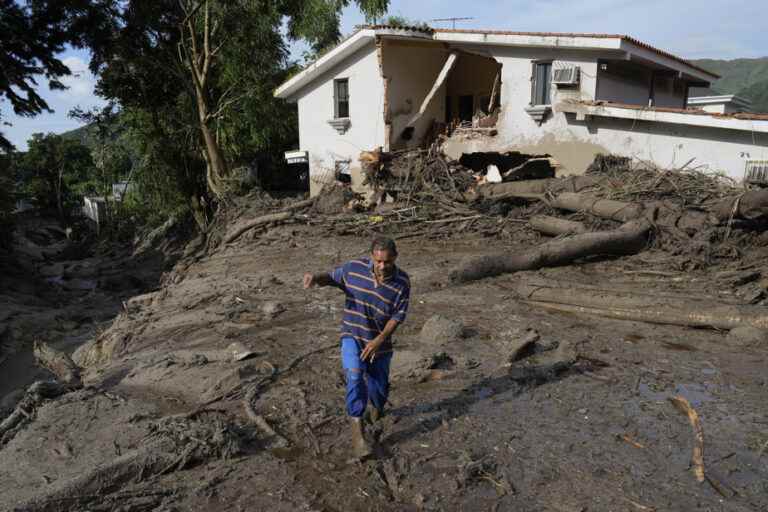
[371,236,397,256]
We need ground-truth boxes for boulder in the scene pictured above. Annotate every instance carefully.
[420,315,464,345]
[726,326,768,347]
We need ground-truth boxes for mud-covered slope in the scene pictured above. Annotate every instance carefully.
[1,213,766,511]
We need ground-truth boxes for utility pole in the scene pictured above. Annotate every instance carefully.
[430,17,475,29]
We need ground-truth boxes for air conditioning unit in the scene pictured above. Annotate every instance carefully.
[552,65,580,86]
[745,160,768,187]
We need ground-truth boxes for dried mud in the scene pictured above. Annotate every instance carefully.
[0,216,767,511]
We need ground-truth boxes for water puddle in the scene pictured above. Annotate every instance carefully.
[637,382,716,406]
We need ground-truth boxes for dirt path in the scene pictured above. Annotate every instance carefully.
[0,219,766,511]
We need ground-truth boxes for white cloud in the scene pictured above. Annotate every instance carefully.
[56,56,99,102]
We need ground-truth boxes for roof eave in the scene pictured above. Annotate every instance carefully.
[274,29,376,101]
[619,39,719,83]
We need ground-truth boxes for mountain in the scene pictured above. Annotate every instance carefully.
[689,57,768,113]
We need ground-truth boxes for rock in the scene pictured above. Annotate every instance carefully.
[420,315,464,345]
[508,340,576,383]
[726,326,768,347]
[227,341,258,362]
[261,301,286,319]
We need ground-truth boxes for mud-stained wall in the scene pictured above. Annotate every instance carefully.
[381,40,450,150]
[295,42,385,196]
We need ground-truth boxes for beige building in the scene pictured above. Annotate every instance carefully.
[275,25,768,195]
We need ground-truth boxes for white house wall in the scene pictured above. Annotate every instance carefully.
[443,46,605,172]
[382,40,451,150]
[296,43,385,196]
[563,116,768,180]
[438,44,767,181]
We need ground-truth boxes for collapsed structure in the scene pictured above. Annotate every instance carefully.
[275,25,768,196]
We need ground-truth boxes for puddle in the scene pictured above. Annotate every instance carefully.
[637,382,716,406]
[624,334,645,343]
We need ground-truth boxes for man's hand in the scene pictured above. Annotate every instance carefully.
[360,338,383,362]
[303,272,314,289]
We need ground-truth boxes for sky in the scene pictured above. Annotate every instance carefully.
[2,0,767,151]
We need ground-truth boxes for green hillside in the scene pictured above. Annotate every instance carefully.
[689,57,768,113]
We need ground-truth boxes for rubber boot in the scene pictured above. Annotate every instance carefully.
[349,417,373,460]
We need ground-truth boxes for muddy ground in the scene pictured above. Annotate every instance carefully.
[0,214,767,511]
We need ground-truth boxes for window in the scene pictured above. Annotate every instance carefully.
[334,78,349,119]
[531,61,552,105]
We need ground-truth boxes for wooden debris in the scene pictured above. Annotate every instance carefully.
[669,395,734,498]
[529,215,587,236]
[449,220,651,284]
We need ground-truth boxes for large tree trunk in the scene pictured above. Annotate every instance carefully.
[529,215,587,236]
[180,0,229,200]
[449,220,651,284]
[550,192,645,222]
[472,175,600,201]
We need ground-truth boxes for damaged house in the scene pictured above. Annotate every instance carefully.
[275,25,768,196]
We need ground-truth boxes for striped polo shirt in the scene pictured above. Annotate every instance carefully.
[329,257,410,352]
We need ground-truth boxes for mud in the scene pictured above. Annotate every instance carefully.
[0,216,767,511]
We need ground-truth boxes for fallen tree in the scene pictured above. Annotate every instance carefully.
[505,279,768,331]
[224,197,316,244]
[529,215,587,236]
[449,220,652,284]
[472,175,600,200]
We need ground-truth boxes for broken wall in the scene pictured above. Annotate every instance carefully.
[295,42,385,196]
[442,46,603,174]
[446,52,500,121]
[381,40,450,150]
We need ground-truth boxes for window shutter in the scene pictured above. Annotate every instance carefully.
[333,80,339,118]
[530,62,537,106]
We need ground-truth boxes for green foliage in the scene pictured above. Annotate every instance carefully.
[0,0,110,152]
[690,57,768,113]
[0,155,16,250]
[381,15,431,30]
[17,133,96,217]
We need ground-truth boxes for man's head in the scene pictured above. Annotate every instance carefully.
[370,237,397,281]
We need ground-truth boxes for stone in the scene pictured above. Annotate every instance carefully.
[261,301,286,319]
[419,315,464,345]
[726,326,768,347]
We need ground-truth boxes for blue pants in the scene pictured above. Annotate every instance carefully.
[341,337,393,418]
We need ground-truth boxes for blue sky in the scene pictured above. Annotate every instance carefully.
[3,0,767,151]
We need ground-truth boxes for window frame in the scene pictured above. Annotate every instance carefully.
[333,78,350,119]
[530,60,553,106]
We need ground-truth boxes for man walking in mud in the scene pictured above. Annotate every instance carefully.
[303,237,410,459]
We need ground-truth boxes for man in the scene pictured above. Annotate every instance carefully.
[303,237,410,459]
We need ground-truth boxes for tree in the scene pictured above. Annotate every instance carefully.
[88,0,390,208]
[0,154,16,250]
[19,133,95,219]
[0,0,110,152]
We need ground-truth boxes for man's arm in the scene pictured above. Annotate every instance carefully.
[360,318,401,362]
[303,272,338,288]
